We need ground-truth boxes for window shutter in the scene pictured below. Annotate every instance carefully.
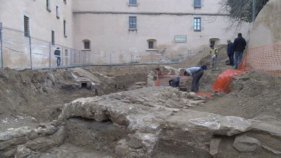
[24,16,30,37]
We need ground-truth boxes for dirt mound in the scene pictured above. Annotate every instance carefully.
[193,71,281,119]
[2,44,281,158]
[0,66,153,123]
[179,45,230,92]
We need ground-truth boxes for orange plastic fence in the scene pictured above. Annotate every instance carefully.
[155,78,161,86]
[154,74,176,87]
[246,42,281,76]
[211,42,281,93]
[211,52,249,93]
[155,42,281,93]
[212,69,245,93]
[197,92,213,99]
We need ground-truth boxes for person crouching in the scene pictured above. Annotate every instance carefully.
[181,65,208,92]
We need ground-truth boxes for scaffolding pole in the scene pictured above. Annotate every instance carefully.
[0,22,3,69]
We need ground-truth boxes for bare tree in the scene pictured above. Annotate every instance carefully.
[221,0,269,23]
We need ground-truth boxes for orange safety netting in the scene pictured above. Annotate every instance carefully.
[212,69,245,93]
[246,42,281,76]
[211,51,249,93]
[210,42,281,93]
[197,91,213,99]
[155,42,281,94]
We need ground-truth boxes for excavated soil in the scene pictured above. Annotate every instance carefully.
[193,71,281,119]
[0,65,155,127]
[1,46,281,158]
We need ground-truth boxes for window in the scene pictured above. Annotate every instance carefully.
[129,0,137,6]
[193,17,201,32]
[56,6,60,19]
[24,16,30,37]
[51,30,55,45]
[83,40,91,50]
[63,20,67,38]
[194,0,201,8]
[147,39,156,49]
[46,0,51,12]
[129,16,137,31]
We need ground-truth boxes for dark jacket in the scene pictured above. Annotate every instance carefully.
[54,49,61,56]
[227,42,234,55]
[169,77,180,87]
[233,37,247,52]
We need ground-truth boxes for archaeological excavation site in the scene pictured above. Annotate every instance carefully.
[1,45,281,158]
[1,0,281,157]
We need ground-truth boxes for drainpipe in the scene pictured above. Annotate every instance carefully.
[49,43,52,69]
[29,35,33,70]
[0,22,3,69]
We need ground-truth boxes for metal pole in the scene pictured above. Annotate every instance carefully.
[252,0,256,22]
[49,43,52,69]
[61,47,64,67]
[130,52,133,73]
[110,52,112,66]
[29,35,33,69]
[131,53,133,64]
[150,52,153,64]
[78,51,81,66]
[0,22,3,69]
[70,50,73,66]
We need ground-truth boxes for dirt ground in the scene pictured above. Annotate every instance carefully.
[1,45,281,157]
[0,65,154,126]
[159,45,281,124]
[194,71,281,119]
[181,45,281,120]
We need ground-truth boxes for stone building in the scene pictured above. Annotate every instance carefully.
[0,0,73,68]
[0,0,250,68]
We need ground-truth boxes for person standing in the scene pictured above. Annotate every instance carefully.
[227,40,234,66]
[209,44,218,70]
[233,33,247,69]
[181,65,208,92]
[54,47,61,67]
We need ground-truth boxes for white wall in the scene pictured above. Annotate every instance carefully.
[0,0,251,66]
[73,0,250,63]
[73,0,225,14]
[0,0,73,68]
[0,0,73,47]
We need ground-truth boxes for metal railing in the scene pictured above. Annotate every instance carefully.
[0,23,197,70]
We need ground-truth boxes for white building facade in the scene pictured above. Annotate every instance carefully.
[0,0,73,68]
[72,0,250,64]
[0,0,250,68]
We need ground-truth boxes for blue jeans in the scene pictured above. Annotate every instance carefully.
[56,57,61,67]
[228,52,234,66]
[234,51,243,69]
[191,70,204,92]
